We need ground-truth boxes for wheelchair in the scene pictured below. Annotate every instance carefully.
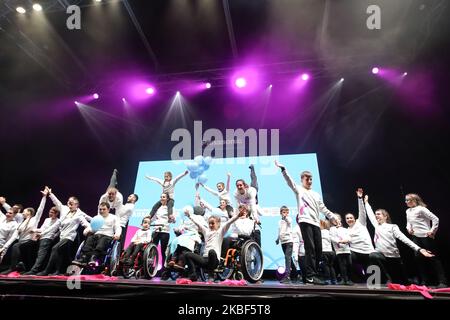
[114,223,164,279]
[199,236,264,283]
[66,239,121,276]
[115,242,159,279]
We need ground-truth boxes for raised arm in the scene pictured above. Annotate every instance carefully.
[145,175,164,187]
[201,184,220,197]
[274,160,299,195]
[364,196,378,228]
[185,210,208,235]
[357,197,368,227]
[172,170,189,186]
[0,197,11,212]
[33,192,48,228]
[226,173,231,192]
[221,210,242,236]
[49,192,63,212]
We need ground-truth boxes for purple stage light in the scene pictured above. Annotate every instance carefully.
[74,101,79,105]
[146,87,155,95]
[269,84,273,88]
[403,72,408,76]
[122,98,126,102]
[372,67,379,74]
[235,77,247,88]
[93,93,99,99]
[301,73,309,81]
[205,82,212,89]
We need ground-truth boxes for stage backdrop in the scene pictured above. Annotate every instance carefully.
[126,153,323,270]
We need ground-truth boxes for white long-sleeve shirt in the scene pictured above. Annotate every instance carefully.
[234,187,261,231]
[2,202,24,224]
[130,229,152,244]
[37,218,61,240]
[406,206,439,238]
[0,219,18,248]
[86,213,121,238]
[3,196,46,250]
[152,205,171,233]
[282,170,336,227]
[348,199,375,254]
[116,202,135,227]
[49,193,92,222]
[202,175,231,204]
[230,218,254,238]
[277,216,293,244]
[365,202,421,258]
[330,226,351,254]
[189,213,240,258]
[195,193,229,224]
[49,193,90,241]
[146,171,188,199]
[321,229,333,253]
[98,191,124,211]
[292,224,305,257]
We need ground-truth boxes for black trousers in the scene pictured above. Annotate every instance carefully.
[350,251,372,282]
[184,250,219,278]
[337,253,352,282]
[152,232,170,268]
[281,242,297,279]
[298,255,306,282]
[369,252,408,284]
[299,222,322,278]
[9,240,38,271]
[120,226,127,250]
[122,242,144,264]
[43,238,73,273]
[322,251,337,281]
[150,199,174,216]
[412,236,447,285]
[29,238,55,273]
[81,234,112,260]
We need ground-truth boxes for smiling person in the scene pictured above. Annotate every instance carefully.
[405,193,447,288]
[364,195,435,284]
[275,160,337,285]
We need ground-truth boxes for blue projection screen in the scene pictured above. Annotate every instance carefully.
[127,153,323,270]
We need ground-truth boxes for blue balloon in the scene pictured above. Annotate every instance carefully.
[90,215,105,232]
[197,174,208,184]
[194,155,203,165]
[197,166,205,175]
[187,161,199,172]
[202,163,210,171]
[190,171,199,179]
[204,156,213,165]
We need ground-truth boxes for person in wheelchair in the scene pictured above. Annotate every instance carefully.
[74,202,121,266]
[221,205,255,258]
[121,216,152,266]
[182,206,243,282]
[167,206,206,272]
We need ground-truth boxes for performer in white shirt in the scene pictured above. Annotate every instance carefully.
[364,195,434,284]
[276,206,298,284]
[405,193,447,287]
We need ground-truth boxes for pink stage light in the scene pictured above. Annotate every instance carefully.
[372,67,379,74]
[301,73,310,81]
[146,87,155,95]
[93,93,99,99]
[205,82,212,89]
[235,77,247,88]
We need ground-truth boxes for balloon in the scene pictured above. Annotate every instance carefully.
[190,171,199,179]
[194,155,203,165]
[202,163,210,171]
[187,161,199,172]
[197,166,205,175]
[204,156,213,165]
[90,215,105,232]
[197,174,208,184]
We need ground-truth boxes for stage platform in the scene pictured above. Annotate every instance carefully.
[1,276,449,301]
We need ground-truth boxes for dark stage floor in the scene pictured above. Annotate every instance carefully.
[1,276,449,301]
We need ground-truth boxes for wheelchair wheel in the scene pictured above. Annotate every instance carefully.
[73,241,85,260]
[122,265,135,279]
[217,266,233,281]
[143,243,159,279]
[240,240,264,283]
[107,241,121,276]
[135,269,143,279]
[66,264,83,276]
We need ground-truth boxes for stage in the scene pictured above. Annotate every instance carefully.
[1,276,449,301]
